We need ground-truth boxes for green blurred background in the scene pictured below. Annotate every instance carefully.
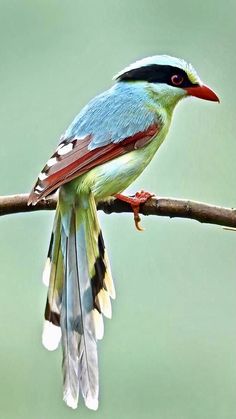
[0,0,236,418]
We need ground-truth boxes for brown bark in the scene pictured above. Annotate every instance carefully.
[0,193,236,229]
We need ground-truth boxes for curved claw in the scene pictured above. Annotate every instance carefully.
[115,190,154,231]
[133,206,145,231]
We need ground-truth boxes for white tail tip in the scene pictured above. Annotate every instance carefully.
[93,309,104,340]
[63,391,78,409]
[85,396,98,410]
[64,392,78,409]
[97,289,112,319]
[42,321,61,351]
[42,258,51,287]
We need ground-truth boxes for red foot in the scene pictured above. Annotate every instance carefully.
[115,190,154,231]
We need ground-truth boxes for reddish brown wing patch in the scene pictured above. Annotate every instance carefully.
[28,124,160,205]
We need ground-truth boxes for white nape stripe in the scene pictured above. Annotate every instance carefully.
[42,257,51,287]
[47,157,57,167]
[42,321,61,351]
[57,142,73,156]
[85,396,98,411]
[38,172,47,181]
[114,55,201,85]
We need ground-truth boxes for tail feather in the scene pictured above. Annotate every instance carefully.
[61,219,81,409]
[103,251,116,299]
[42,191,115,410]
[85,195,115,318]
[97,232,116,299]
[42,207,63,351]
[75,209,99,408]
[60,202,98,410]
[93,309,104,340]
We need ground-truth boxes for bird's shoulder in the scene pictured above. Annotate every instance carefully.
[64,82,161,149]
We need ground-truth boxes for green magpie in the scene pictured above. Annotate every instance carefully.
[28,55,219,410]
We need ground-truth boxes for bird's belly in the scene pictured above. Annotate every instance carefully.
[92,152,147,198]
[79,132,166,200]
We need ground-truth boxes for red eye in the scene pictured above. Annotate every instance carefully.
[171,74,184,86]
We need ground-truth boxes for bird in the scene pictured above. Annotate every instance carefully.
[28,55,219,410]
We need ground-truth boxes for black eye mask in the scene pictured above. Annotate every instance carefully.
[117,64,198,88]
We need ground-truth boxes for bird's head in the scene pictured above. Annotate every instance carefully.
[114,55,219,110]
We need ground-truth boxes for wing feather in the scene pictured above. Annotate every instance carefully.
[28,123,160,205]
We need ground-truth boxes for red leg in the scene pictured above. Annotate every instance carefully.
[115,190,154,231]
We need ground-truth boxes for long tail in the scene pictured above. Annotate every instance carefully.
[42,206,63,351]
[42,192,115,410]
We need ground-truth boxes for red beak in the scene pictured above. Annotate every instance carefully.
[184,85,220,102]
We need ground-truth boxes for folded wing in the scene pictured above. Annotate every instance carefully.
[28,123,160,205]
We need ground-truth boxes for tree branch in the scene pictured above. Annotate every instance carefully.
[0,193,236,228]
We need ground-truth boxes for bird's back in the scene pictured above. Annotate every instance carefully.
[64,82,158,149]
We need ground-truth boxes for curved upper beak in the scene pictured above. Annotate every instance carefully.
[184,85,220,102]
